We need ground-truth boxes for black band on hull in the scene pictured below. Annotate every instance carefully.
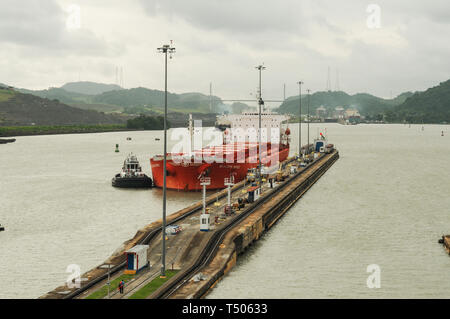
[112,176,153,188]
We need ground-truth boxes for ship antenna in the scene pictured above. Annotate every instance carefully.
[189,113,194,154]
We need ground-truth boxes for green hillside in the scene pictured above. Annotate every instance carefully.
[0,90,127,126]
[0,87,16,102]
[276,90,413,119]
[92,87,222,113]
[384,80,450,123]
[12,79,448,124]
[19,83,225,114]
[18,87,93,105]
[61,81,122,95]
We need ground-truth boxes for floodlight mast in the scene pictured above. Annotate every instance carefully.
[255,64,265,188]
[307,88,311,155]
[157,42,175,278]
[297,81,303,158]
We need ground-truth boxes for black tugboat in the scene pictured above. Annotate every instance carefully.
[112,153,153,188]
[0,138,16,144]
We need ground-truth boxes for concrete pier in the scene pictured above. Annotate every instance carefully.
[163,151,339,299]
[41,150,339,299]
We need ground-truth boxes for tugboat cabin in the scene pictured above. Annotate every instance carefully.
[122,154,142,175]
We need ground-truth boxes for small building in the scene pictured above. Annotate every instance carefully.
[247,186,261,203]
[200,213,210,232]
[344,109,361,124]
[314,132,328,152]
[316,106,327,118]
[334,107,345,118]
[344,109,360,118]
[124,245,149,274]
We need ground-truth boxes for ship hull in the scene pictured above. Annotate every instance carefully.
[150,144,289,191]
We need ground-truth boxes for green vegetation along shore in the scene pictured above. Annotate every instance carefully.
[0,124,129,137]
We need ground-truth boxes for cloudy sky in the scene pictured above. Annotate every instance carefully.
[1,0,449,102]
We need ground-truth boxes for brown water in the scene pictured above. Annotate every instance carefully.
[0,130,202,298]
[0,124,449,298]
[207,123,450,298]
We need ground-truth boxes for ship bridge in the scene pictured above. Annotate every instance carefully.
[221,112,290,144]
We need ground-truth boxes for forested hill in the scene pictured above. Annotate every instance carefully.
[91,87,222,113]
[384,80,450,123]
[0,88,126,126]
[61,81,122,95]
[17,82,224,114]
[276,90,413,119]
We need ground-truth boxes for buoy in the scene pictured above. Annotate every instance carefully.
[115,144,120,153]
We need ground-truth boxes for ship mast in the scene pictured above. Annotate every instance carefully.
[189,113,194,154]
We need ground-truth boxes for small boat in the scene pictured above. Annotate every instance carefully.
[439,235,450,255]
[0,138,16,144]
[112,153,153,188]
[155,138,160,141]
[0,224,5,232]
[126,137,132,141]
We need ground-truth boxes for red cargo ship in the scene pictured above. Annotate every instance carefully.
[150,112,290,190]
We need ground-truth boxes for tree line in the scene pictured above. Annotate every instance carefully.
[126,115,168,130]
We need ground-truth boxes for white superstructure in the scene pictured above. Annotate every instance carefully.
[218,111,290,145]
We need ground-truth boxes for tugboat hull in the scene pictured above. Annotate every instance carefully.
[112,175,153,188]
[0,138,16,144]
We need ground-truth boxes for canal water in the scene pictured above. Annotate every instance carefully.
[0,124,449,298]
[207,123,450,298]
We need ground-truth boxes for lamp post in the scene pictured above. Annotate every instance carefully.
[98,263,114,299]
[307,89,311,155]
[297,81,303,158]
[255,64,265,187]
[157,42,175,278]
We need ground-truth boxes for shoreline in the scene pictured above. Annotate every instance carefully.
[0,122,197,138]
[0,125,141,138]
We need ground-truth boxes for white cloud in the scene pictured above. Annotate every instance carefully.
[0,0,449,99]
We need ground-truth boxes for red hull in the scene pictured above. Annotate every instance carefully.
[150,143,289,191]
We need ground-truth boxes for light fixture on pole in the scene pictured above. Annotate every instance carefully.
[200,177,211,232]
[297,81,303,158]
[224,176,235,208]
[255,64,265,188]
[307,89,311,155]
[98,263,115,299]
[157,41,175,278]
